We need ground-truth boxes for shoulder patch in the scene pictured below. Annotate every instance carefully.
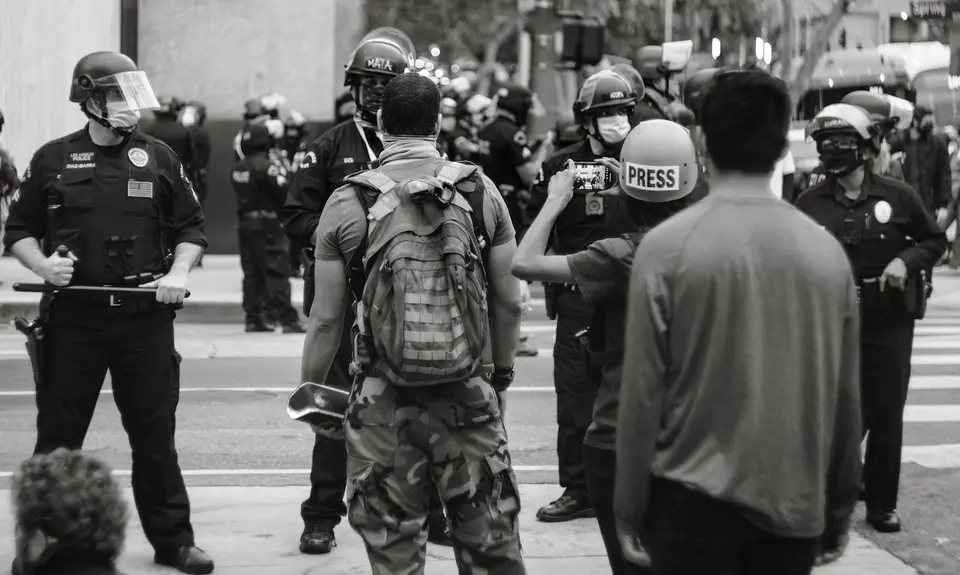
[513,130,528,147]
[300,151,317,170]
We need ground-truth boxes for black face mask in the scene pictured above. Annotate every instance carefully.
[819,150,863,177]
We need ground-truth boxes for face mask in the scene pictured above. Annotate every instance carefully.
[86,100,141,130]
[596,116,631,144]
[819,150,862,176]
[180,107,197,128]
[441,117,457,133]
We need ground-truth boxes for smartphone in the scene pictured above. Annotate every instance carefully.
[572,162,616,191]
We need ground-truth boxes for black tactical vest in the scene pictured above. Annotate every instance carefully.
[51,132,167,285]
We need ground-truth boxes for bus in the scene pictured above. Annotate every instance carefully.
[877,42,959,127]
[795,48,915,121]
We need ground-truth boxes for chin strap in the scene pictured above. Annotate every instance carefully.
[80,102,136,138]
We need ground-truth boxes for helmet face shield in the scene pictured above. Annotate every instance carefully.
[94,71,160,114]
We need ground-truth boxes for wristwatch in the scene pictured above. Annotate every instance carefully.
[491,364,515,391]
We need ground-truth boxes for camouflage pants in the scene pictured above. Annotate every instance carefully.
[345,376,526,575]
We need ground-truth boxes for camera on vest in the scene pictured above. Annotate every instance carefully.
[841,217,862,246]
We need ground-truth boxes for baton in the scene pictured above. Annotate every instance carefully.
[12,283,191,298]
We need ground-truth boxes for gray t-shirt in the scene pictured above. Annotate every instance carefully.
[613,186,863,539]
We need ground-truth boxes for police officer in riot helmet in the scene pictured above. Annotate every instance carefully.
[180,100,212,212]
[2,50,214,574]
[477,84,548,231]
[807,91,910,189]
[633,45,675,122]
[148,95,194,179]
[231,122,304,333]
[283,27,453,553]
[609,63,646,127]
[233,97,270,161]
[797,103,947,534]
[437,96,459,158]
[522,69,638,524]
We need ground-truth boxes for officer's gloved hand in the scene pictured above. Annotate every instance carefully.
[40,250,76,286]
[310,422,345,440]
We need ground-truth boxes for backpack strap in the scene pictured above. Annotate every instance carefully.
[342,170,397,302]
[436,161,491,271]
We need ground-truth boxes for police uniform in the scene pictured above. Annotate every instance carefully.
[477,114,532,230]
[231,127,301,331]
[282,116,382,535]
[796,172,946,521]
[523,141,634,510]
[2,127,207,554]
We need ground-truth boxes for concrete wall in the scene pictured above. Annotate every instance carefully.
[0,0,120,172]
[137,0,366,253]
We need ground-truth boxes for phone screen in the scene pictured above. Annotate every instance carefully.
[573,163,613,191]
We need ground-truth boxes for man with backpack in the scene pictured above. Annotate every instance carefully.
[301,72,526,573]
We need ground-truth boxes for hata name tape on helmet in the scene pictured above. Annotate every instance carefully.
[624,162,680,192]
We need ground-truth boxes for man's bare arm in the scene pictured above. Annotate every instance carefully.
[487,242,524,367]
[302,259,349,383]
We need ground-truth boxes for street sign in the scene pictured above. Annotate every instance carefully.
[911,0,960,19]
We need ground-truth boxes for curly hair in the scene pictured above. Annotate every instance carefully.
[12,449,128,562]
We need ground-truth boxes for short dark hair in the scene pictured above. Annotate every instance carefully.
[381,73,441,136]
[700,69,790,175]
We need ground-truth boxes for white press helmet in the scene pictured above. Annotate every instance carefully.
[619,119,699,202]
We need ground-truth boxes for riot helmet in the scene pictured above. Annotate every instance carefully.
[345,34,412,126]
[284,110,307,146]
[574,70,637,148]
[240,122,275,155]
[635,46,667,84]
[806,103,880,177]
[464,94,493,128]
[156,95,183,118]
[682,67,719,122]
[243,97,267,121]
[70,51,159,135]
[180,100,207,128]
[360,27,416,66]
[610,64,646,99]
[260,92,285,119]
[493,84,540,128]
[619,119,698,202]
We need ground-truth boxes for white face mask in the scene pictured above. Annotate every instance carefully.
[86,100,141,129]
[596,116,631,144]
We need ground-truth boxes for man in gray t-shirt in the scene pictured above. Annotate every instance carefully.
[615,69,862,574]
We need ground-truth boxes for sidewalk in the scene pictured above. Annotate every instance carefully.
[0,485,917,575]
[4,255,960,323]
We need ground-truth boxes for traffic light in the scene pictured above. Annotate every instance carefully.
[558,12,605,67]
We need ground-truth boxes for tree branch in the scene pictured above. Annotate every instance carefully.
[788,0,850,104]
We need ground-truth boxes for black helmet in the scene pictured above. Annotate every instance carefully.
[635,45,666,82]
[69,51,140,102]
[573,70,637,123]
[609,64,646,98]
[344,38,411,85]
[682,67,719,120]
[240,122,274,154]
[156,95,182,116]
[360,27,416,65]
[806,103,881,153]
[243,97,267,121]
[494,84,536,127]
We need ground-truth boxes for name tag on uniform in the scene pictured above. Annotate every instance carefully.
[127,180,154,198]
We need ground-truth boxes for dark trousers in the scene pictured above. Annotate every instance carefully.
[583,444,653,575]
[238,215,298,325]
[644,479,819,575]
[861,314,915,512]
[35,304,193,552]
[553,290,599,494]
[289,235,304,274]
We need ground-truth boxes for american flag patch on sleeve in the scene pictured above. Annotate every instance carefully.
[127,180,154,198]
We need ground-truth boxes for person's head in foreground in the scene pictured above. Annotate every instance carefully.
[377,73,443,139]
[618,118,700,226]
[12,449,128,574]
[699,67,791,179]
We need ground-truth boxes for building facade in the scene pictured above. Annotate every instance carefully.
[1,0,366,253]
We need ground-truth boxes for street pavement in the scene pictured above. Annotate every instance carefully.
[4,256,960,572]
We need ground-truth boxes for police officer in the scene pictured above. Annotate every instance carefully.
[525,70,638,523]
[179,101,212,209]
[282,110,309,277]
[477,84,545,232]
[232,123,304,333]
[807,91,911,189]
[437,96,459,158]
[797,103,947,534]
[148,96,194,171]
[234,97,283,162]
[283,28,452,553]
[633,46,675,122]
[2,51,214,574]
